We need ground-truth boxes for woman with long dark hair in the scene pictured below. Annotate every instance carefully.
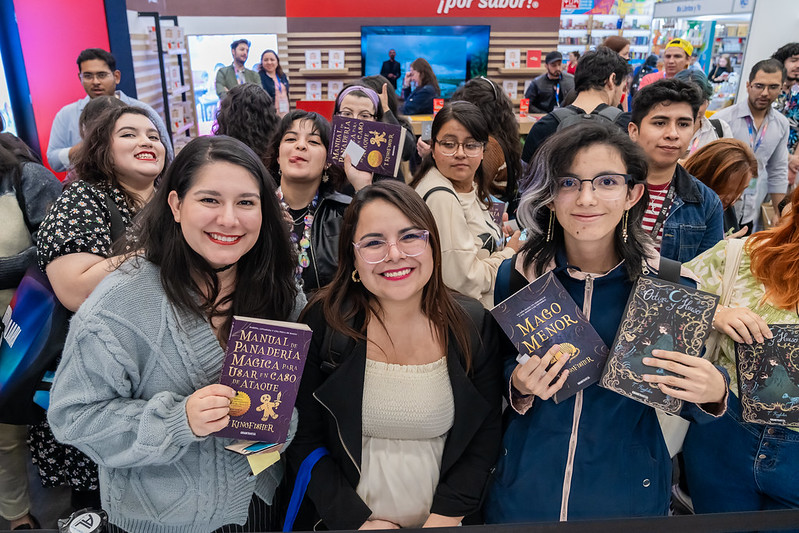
[401,58,440,115]
[287,180,502,530]
[484,124,727,523]
[31,105,169,511]
[48,135,304,533]
[258,49,290,115]
[411,101,522,307]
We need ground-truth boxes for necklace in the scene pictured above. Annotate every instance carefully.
[277,187,319,284]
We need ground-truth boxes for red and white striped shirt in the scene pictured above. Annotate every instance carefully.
[641,181,672,249]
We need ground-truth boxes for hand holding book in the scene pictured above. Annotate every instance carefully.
[640,349,727,407]
[187,384,237,437]
[712,306,773,344]
[343,153,374,191]
[511,344,571,401]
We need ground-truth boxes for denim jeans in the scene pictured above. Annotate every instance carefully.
[682,393,799,513]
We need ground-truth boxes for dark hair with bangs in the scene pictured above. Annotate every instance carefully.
[72,106,170,212]
[631,78,703,126]
[410,101,492,206]
[517,123,651,280]
[213,83,279,166]
[304,180,474,371]
[128,135,298,344]
[772,42,799,65]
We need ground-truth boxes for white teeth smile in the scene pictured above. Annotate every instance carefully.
[382,268,411,278]
[210,233,239,242]
[135,153,155,160]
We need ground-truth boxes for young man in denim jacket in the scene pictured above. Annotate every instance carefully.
[629,78,724,262]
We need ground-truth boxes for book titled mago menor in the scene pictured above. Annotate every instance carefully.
[214,316,311,445]
[601,276,718,414]
[736,324,799,427]
[491,271,609,403]
[328,115,406,178]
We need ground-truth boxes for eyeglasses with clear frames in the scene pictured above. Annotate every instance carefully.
[750,83,782,92]
[353,230,430,264]
[556,174,633,199]
[80,71,113,82]
[339,110,375,120]
[435,139,485,157]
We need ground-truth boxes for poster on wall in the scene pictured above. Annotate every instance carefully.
[185,34,279,136]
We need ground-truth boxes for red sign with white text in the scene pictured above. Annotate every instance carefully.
[286,0,560,18]
[526,50,542,68]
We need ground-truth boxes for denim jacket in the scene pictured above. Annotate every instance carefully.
[659,164,724,263]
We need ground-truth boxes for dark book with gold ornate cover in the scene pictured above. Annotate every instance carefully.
[328,115,406,177]
[601,276,718,413]
[214,316,311,444]
[736,325,799,427]
[491,271,609,403]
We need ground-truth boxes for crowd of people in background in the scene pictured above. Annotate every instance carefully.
[1,34,799,532]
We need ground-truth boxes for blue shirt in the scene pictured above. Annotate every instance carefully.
[46,91,173,172]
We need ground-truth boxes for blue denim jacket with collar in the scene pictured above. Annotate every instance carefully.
[659,164,724,263]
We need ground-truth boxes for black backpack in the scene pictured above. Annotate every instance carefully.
[552,106,624,132]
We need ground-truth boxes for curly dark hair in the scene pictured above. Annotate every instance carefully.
[631,78,703,126]
[72,106,170,211]
[213,83,279,166]
[772,42,799,65]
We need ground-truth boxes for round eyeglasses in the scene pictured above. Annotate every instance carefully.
[555,174,633,199]
[435,139,485,157]
[339,110,375,120]
[353,230,430,264]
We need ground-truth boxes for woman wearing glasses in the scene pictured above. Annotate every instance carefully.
[333,82,415,183]
[411,101,522,308]
[287,180,502,530]
[484,124,728,523]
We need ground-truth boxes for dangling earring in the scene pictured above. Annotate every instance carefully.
[322,167,329,183]
[546,210,554,242]
[276,168,282,179]
[621,210,629,243]
[351,269,361,283]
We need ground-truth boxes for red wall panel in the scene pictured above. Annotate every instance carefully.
[13,0,110,176]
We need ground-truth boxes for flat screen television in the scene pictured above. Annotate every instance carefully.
[0,47,18,136]
[361,26,490,99]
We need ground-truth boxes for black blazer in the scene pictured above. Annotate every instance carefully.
[287,296,503,530]
[259,70,290,101]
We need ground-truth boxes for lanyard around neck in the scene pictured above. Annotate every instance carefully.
[744,115,768,153]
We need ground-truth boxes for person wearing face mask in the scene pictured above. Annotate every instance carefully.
[484,124,728,524]
[401,58,440,116]
[410,102,522,308]
[287,180,502,531]
[47,135,304,533]
[265,110,370,295]
[31,105,170,513]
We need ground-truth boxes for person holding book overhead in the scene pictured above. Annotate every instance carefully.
[411,101,522,308]
[265,110,372,295]
[484,124,728,523]
[287,180,503,530]
[681,186,799,514]
[47,135,305,533]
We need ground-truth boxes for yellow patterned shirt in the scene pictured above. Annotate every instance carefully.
[684,238,799,398]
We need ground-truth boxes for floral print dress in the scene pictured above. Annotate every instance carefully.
[29,180,133,490]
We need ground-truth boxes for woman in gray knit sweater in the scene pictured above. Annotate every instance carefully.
[48,136,304,533]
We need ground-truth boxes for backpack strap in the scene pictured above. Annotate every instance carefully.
[657,256,682,283]
[595,105,624,123]
[494,253,529,306]
[422,186,459,203]
[104,194,126,242]
[709,118,725,139]
[319,317,355,375]
[551,106,579,125]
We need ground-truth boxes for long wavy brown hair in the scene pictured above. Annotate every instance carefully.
[683,139,757,209]
[303,180,475,371]
[747,186,799,310]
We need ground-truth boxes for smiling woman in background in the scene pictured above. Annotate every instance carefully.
[259,49,290,115]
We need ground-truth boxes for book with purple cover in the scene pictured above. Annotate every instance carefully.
[214,316,311,444]
[491,271,609,403]
[328,115,406,177]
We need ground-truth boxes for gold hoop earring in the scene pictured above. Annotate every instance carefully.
[546,210,554,243]
[621,210,629,243]
[351,269,361,283]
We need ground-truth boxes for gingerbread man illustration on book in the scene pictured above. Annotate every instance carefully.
[256,392,282,421]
